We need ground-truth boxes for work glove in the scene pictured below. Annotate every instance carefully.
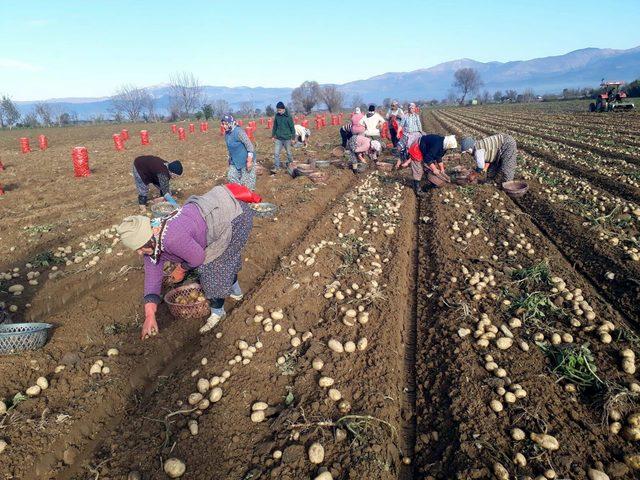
[169,264,188,284]
[142,303,158,339]
[163,193,179,208]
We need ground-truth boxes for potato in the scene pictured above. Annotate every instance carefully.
[628,412,640,427]
[496,337,513,350]
[308,442,325,464]
[197,399,210,410]
[609,422,622,434]
[622,426,640,441]
[0,401,6,415]
[89,363,102,375]
[107,348,119,357]
[490,400,503,412]
[587,468,610,480]
[493,462,509,480]
[271,311,284,321]
[188,393,203,406]
[252,402,268,411]
[36,377,49,390]
[251,410,266,423]
[530,432,559,450]
[338,400,351,413]
[344,341,356,353]
[26,385,41,397]
[357,338,368,351]
[328,389,342,401]
[163,458,186,478]
[291,337,301,348]
[312,358,324,371]
[0,439,6,454]
[197,378,210,394]
[319,377,334,388]
[622,357,636,375]
[313,472,333,480]
[188,420,198,436]
[328,339,344,353]
[272,450,282,460]
[513,452,526,467]
[625,454,640,470]
[209,388,223,403]
[237,340,249,350]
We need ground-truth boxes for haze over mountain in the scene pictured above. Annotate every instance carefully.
[15,46,640,119]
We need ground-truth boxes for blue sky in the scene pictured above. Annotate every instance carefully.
[1,0,639,101]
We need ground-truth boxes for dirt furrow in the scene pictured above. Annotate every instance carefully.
[432,110,640,325]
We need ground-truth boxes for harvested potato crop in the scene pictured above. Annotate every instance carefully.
[308,442,325,464]
[163,458,186,478]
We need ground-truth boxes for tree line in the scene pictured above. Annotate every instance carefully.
[3,69,640,129]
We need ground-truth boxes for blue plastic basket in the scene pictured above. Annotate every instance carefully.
[0,323,52,354]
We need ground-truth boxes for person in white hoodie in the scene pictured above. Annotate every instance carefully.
[362,105,386,139]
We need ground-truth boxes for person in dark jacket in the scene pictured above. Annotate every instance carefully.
[132,155,182,212]
[400,134,457,195]
[271,101,295,173]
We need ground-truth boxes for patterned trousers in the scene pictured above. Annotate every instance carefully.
[488,135,517,182]
[227,165,257,191]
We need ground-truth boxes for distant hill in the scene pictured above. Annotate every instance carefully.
[15,46,640,119]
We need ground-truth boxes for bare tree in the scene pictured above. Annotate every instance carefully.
[521,88,536,103]
[238,100,255,117]
[481,90,491,104]
[320,85,344,113]
[493,90,503,102]
[351,94,364,109]
[34,102,54,126]
[212,99,230,118]
[22,110,39,127]
[291,81,320,113]
[169,72,204,118]
[111,84,152,122]
[505,89,518,102]
[452,68,483,105]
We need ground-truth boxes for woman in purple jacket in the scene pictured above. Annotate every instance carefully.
[117,185,253,338]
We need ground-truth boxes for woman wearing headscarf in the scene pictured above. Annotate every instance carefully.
[350,107,366,135]
[346,134,382,173]
[400,103,422,134]
[400,134,457,195]
[117,184,254,338]
[460,133,518,183]
[385,100,404,147]
[221,114,256,191]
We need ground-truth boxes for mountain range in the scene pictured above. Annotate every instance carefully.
[15,46,640,119]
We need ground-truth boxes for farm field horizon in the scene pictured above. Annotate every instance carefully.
[1,101,640,479]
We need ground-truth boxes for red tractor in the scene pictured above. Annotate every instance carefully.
[589,81,635,112]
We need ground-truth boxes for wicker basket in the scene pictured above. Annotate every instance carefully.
[164,283,210,319]
[0,323,52,354]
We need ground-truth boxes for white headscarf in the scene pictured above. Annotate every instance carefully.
[354,107,361,114]
[443,135,457,150]
[370,140,382,152]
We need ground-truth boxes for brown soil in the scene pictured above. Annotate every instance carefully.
[2,106,640,480]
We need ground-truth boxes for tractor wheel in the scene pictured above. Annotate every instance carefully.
[589,103,596,112]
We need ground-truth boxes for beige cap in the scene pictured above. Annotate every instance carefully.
[117,215,153,250]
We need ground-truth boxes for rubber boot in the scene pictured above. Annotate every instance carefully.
[413,180,425,197]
